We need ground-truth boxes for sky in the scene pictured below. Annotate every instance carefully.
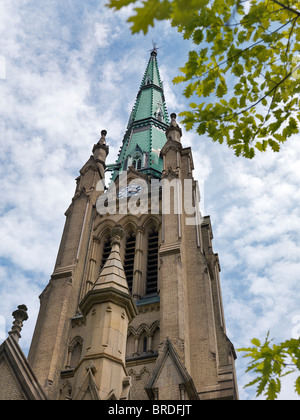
[0,0,300,400]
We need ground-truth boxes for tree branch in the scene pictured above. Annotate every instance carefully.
[192,18,295,82]
[270,0,300,16]
[286,16,298,54]
[225,68,294,122]
[253,86,278,139]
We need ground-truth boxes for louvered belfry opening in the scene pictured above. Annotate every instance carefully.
[146,230,159,294]
[100,237,111,271]
[124,234,136,293]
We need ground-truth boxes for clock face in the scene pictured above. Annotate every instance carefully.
[118,184,142,199]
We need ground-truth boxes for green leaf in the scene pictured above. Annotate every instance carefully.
[184,82,197,98]
[193,29,204,44]
[234,144,244,157]
[244,376,261,388]
[173,75,186,84]
[273,133,286,143]
[267,379,278,400]
[232,64,244,77]
[196,122,207,135]
[268,139,280,152]
[107,0,139,11]
[251,338,261,347]
[216,81,227,98]
[255,142,263,152]
[229,97,238,109]
[257,377,268,397]
[295,377,300,395]
[127,0,172,34]
[261,98,268,107]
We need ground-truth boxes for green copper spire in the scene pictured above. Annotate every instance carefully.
[111,48,169,181]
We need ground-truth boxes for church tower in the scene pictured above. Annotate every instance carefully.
[26,48,238,400]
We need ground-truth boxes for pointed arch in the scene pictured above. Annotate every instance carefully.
[93,221,115,273]
[141,215,161,232]
[150,320,160,335]
[145,339,199,400]
[137,323,150,336]
[72,368,101,400]
[93,219,115,240]
[127,326,137,336]
[69,335,83,351]
[68,336,83,369]
[119,215,139,235]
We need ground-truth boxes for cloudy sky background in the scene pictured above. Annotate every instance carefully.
[1,0,300,400]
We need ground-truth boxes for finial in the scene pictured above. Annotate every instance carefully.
[99,130,107,145]
[111,225,125,247]
[166,113,183,142]
[8,305,28,342]
[150,41,159,57]
[170,113,177,126]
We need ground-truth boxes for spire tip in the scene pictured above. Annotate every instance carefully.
[150,41,159,57]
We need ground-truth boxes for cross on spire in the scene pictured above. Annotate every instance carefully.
[151,41,160,57]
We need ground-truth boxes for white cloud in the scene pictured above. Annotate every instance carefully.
[200,132,300,399]
[0,56,6,80]
[1,0,300,401]
[95,22,111,48]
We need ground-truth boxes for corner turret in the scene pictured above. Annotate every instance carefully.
[72,226,138,400]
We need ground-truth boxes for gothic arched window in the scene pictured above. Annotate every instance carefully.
[145,75,152,85]
[132,152,142,171]
[70,342,82,369]
[67,337,83,370]
[155,106,164,122]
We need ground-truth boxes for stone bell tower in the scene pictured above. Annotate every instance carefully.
[25,48,238,400]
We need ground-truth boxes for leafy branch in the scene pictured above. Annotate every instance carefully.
[270,0,300,16]
[238,333,300,400]
[108,0,300,158]
[225,66,295,123]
